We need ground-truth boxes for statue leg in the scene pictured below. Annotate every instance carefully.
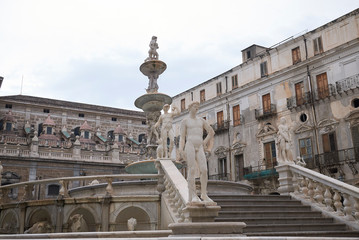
[168,130,175,158]
[197,147,213,203]
[161,129,168,158]
[186,143,199,202]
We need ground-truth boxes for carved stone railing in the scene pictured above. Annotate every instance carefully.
[155,159,220,224]
[255,104,277,120]
[336,73,359,94]
[276,164,359,230]
[0,174,158,204]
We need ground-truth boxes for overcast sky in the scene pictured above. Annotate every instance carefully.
[0,1,358,111]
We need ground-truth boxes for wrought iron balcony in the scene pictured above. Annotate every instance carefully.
[287,92,313,110]
[314,84,337,100]
[255,104,276,120]
[336,73,359,94]
[211,120,230,132]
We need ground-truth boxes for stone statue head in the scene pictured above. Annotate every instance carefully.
[280,117,286,124]
[188,102,200,112]
[163,104,170,112]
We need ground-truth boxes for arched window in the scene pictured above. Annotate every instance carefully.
[107,130,114,140]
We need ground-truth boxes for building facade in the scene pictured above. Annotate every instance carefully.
[172,9,359,192]
[0,95,148,198]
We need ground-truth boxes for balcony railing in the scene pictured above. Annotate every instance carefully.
[211,120,230,132]
[255,104,276,120]
[314,84,337,100]
[336,73,359,94]
[243,164,278,180]
[287,92,313,110]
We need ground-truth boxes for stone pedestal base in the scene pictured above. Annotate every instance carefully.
[182,202,221,222]
[168,222,246,236]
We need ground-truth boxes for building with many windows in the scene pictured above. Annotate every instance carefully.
[172,9,359,193]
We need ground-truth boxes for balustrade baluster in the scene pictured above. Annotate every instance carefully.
[333,191,344,216]
[24,184,34,200]
[105,178,113,196]
[314,182,324,206]
[354,198,359,220]
[343,193,355,221]
[324,187,334,212]
[301,177,309,198]
[59,180,69,198]
[307,178,315,202]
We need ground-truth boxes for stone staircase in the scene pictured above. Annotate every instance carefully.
[211,194,359,237]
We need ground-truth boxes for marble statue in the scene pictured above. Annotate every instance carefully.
[147,73,159,93]
[155,104,179,158]
[156,137,164,158]
[68,214,88,232]
[179,102,215,203]
[145,36,159,61]
[147,112,160,145]
[127,217,137,231]
[24,221,53,234]
[277,117,292,163]
[295,156,307,167]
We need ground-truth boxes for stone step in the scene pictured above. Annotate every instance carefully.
[247,230,359,237]
[210,194,292,201]
[243,223,347,233]
[220,205,312,212]
[213,199,303,206]
[215,217,334,225]
[218,210,323,218]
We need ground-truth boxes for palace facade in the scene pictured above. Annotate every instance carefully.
[172,9,359,193]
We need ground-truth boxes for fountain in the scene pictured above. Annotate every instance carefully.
[126,36,182,174]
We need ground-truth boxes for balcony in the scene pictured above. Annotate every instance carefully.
[336,73,359,94]
[287,92,313,110]
[310,147,359,176]
[314,84,337,100]
[211,120,230,133]
[255,104,276,120]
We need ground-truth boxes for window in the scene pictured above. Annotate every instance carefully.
[299,138,313,162]
[79,113,85,118]
[5,122,12,131]
[292,47,301,64]
[216,82,222,96]
[295,82,305,106]
[316,73,329,99]
[138,133,146,143]
[142,121,146,125]
[84,131,89,139]
[322,132,337,153]
[232,75,238,89]
[43,109,50,113]
[5,104,12,109]
[118,134,123,142]
[260,61,268,77]
[47,184,60,196]
[246,50,251,59]
[181,99,186,111]
[233,105,240,126]
[313,36,323,55]
[264,141,277,168]
[217,111,224,127]
[46,127,52,135]
[218,158,227,178]
[262,93,271,114]
[107,130,114,140]
[191,92,193,101]
[200,90,206,103]
[111,117,117,122]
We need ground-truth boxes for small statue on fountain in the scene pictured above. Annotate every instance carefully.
[145,36,159,61]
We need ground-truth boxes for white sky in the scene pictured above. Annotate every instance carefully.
[0,0,358,111]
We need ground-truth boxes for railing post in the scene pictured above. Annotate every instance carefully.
[333,190,344,216]
[343,193,355,221]
[105,177,113,196]
[275,164,293,195]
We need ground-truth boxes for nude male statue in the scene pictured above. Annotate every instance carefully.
[277,117,292,163]
[155,104,179,158]
[179,102,215,203]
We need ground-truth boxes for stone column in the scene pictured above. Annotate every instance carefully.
[275,164,294,195]
[30,133,39,157]
[72,136,81,160]
[101,196,111,231]
[110,143,119,162]
[55,200,65,232]
[19,203,26,233]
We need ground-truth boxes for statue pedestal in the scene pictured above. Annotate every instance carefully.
[168,222,246,237]
[182,202,220,222]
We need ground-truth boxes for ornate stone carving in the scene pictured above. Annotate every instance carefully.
[145,36,159,62]
[24,221,53,234]
[256,123,277,138]
[317,119,339,134]
[231,142,246,155]
[214,146,230,159]
[68,214,88,232]
[294,123,314,134]
[276,117,293,163]
[127,217,137,231]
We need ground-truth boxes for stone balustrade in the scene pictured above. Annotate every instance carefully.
[155,159,189,223]
[0,174,159,204]
[276,164,359,230]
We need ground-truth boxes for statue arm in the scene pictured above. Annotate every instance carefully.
[154,116,162,129]
[203,119,215,152]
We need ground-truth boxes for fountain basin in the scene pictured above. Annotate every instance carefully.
[135,93,172,112]
[125,159,182,174]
